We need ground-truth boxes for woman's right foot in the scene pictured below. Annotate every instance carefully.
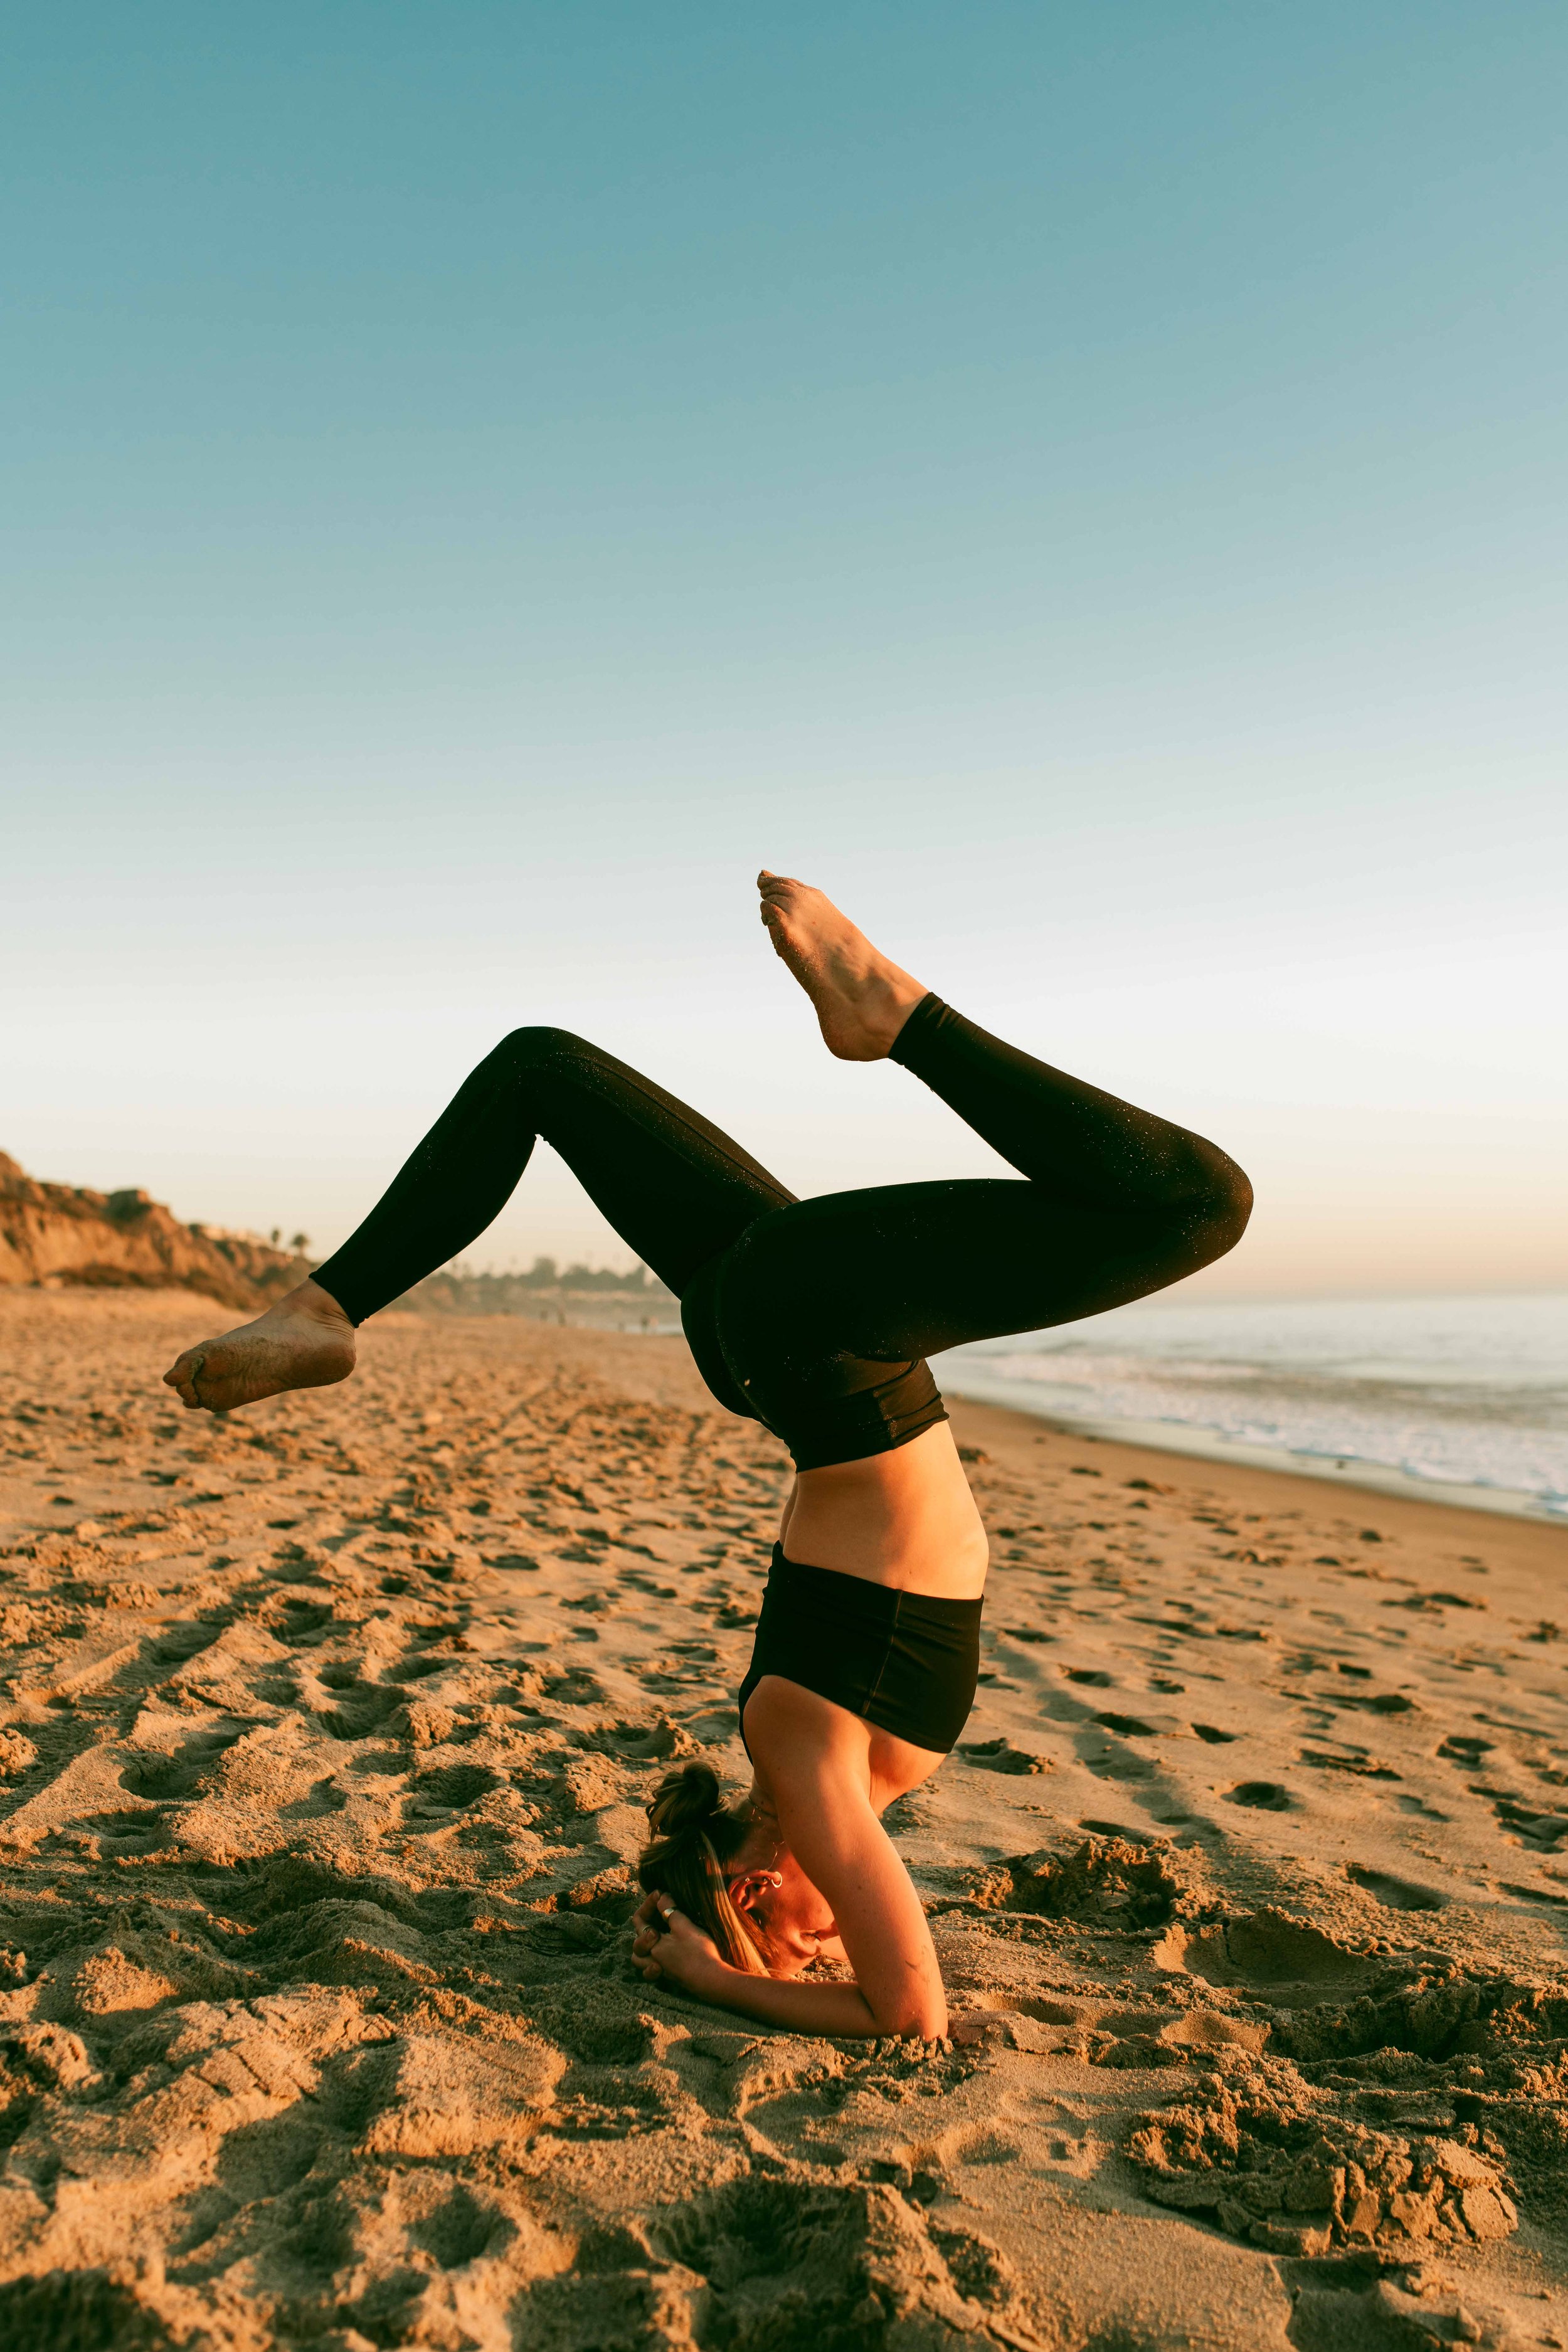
[162,1279,356,1413]
[757,872,928,1061]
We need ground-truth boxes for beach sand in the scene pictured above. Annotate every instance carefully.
[3,1288,1567,2350]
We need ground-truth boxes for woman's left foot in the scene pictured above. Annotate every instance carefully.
[162,1279,356,1412]
[757,872,927,1060]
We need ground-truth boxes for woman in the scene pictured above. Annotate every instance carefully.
[165,874,1251,2040]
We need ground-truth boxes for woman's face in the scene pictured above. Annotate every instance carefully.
[732,1849,845,1976]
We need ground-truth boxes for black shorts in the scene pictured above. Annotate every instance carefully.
[737,1546,982,1757]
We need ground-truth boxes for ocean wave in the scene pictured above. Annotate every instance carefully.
[936,1290,1568,1515]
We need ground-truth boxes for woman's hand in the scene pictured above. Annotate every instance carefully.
[630,1891,729,1996]
[630,1889,904,2039]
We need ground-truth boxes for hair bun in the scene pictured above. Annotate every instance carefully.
[644,1761,724,1839]
[636,1761,756,1969]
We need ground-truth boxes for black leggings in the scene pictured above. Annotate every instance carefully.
[311,994,1252,1471]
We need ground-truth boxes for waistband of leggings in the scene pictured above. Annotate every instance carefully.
[765,1545,983,1628]
[785,1357,948,1472]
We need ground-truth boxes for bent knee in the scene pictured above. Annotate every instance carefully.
[494,1024,596,1069]
[1192,1160,1254,1263]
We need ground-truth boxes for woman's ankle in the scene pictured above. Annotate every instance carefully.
[290,1278,352,1327]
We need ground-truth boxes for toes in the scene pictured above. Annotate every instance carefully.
[164,1345,214,1411]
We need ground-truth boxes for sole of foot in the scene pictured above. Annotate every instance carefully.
[757,871,927,1060]
[162,1281,356,1413]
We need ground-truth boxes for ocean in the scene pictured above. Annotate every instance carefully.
[934,1291,1568,1521]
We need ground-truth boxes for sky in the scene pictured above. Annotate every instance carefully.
[4,4,1565,1301]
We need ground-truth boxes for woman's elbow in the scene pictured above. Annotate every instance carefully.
[872,1993,949,2042]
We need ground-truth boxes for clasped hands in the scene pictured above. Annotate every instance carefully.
[628,1890,732,1995]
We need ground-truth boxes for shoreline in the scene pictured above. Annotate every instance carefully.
[940,1386,1568,1580]
[939,1362,1567,1527]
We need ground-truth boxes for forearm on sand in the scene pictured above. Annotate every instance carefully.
[675,1961,894,2037]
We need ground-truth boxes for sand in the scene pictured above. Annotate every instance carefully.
[2,1288,1567,2352]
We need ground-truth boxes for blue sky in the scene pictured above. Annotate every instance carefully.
[5,5,1564,1295]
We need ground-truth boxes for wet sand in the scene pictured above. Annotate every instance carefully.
[3,1288,1567,2349]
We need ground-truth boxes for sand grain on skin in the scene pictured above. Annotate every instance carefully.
[2,1288,1567,2349]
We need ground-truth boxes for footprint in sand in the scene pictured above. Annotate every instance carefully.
[958,1737,1052,1776]
[1226,1781,1293,1811]
[539,1666,605,1705]
[314,1668,405,1742]
[119,1724,249,1801]
[1153,1909,1373,1997]
[149,1619,227,1668]
[280,1776,349,1820]
[406,1763,497,1814]
[1478,1788,1568,1849]
[1346,1861,1448,1911]
[1438,1732,1496,1764]
[270,1597,338,1643]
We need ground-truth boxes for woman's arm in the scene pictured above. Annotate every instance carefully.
[632,1902,889,2035]
[737,1682,948,2038]
[768,1750,947,2038]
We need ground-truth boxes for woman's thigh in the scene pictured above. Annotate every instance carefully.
[716,1177,1190,1396]
[743,1675,945,1809]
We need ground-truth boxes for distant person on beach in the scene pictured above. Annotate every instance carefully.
[164,874,1252,2038]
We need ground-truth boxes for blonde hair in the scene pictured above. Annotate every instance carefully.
[637,1762,770,1974]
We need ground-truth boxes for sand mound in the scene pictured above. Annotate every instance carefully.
[1,1289,1566,2348]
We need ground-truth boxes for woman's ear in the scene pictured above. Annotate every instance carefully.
[726,1868,783,1917]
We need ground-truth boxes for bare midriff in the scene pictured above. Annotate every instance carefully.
[778,1421,988,1600]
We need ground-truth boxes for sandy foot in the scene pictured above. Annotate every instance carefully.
[757,869,928,1059]
[162,1278,356,1411]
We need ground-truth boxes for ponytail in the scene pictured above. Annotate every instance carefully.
[637,1762,767,1973]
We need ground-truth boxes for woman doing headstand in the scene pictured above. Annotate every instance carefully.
[164,874,1251,2039]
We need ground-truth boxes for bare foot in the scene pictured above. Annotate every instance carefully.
[162,1280,356,1413]
[757,872,928,1060]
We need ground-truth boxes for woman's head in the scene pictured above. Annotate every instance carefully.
[637,1762,844,1978]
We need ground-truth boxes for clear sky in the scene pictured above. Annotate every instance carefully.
[5,5,1564,1299]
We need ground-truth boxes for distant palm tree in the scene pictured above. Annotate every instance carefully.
[289,1232,310,1255]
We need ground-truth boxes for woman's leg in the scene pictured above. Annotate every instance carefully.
[166,1027,794,1412]
[730,1000,1250,1374]
[311,1026,793,1323]
[724,878,1253,1440]
[821,987,1251,1348]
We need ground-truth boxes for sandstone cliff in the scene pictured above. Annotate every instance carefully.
[0,1153,308,1310]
